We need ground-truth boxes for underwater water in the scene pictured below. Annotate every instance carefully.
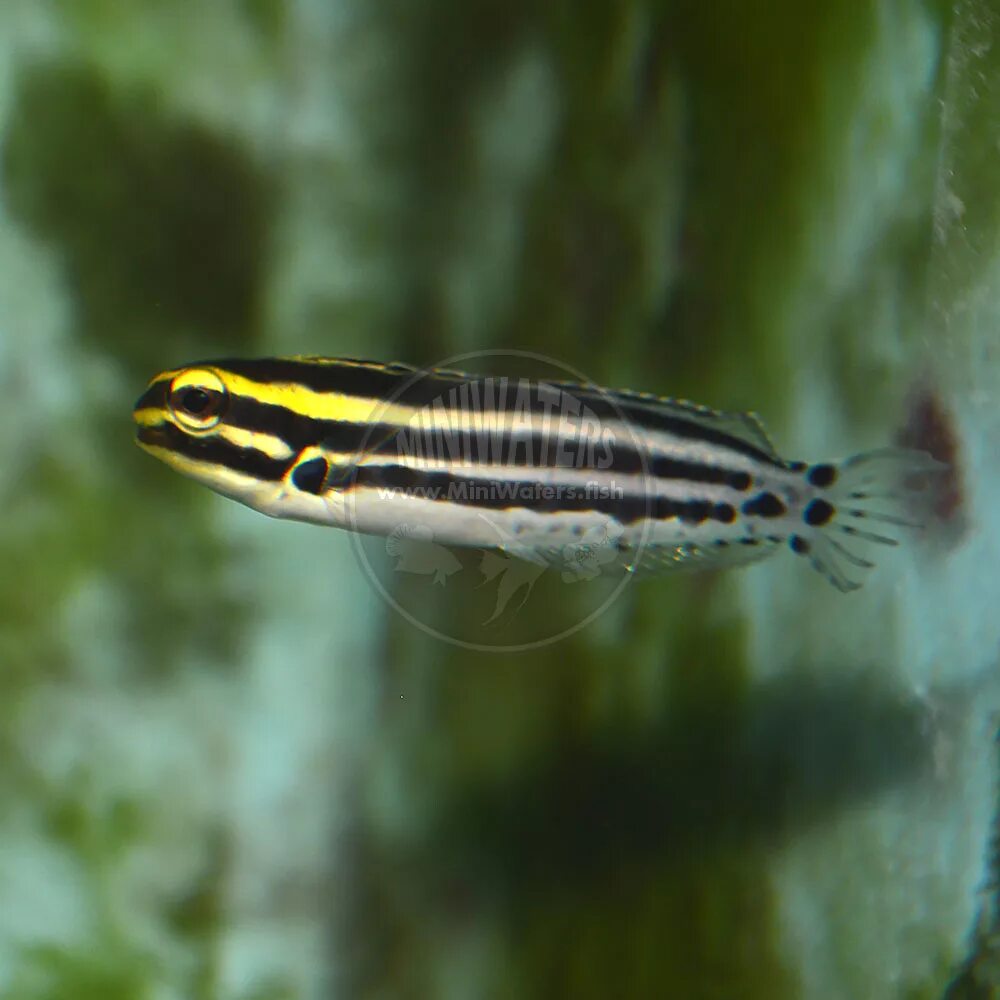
[0,0,998,997]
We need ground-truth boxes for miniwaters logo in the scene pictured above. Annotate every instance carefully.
[343,349,653,651]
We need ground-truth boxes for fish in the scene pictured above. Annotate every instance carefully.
[132,356,944,592]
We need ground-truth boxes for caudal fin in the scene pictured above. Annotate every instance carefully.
[794,448,947,592]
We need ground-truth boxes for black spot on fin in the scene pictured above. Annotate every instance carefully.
[797,447,946,592]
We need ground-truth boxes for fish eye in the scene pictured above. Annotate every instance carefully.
[180,387,212,414]
[167,369,228,432]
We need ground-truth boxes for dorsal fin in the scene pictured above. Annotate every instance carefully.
[647,400,781,464]
[290,355,423,375]
[549,379,784,464]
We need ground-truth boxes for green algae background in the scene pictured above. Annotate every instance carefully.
[0,1,997,998]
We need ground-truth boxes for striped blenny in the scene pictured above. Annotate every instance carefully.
[133,357,941,592]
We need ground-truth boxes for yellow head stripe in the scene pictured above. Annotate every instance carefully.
[134,406,167,428]
[211,371,564,435]
[216,424,294,460]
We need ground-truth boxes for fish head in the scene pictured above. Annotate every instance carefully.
[132,364,323,520]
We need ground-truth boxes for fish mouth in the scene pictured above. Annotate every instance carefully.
[133,380,172,451]
[134,423,172,451]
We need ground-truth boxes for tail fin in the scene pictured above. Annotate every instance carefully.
[795,448,947,592]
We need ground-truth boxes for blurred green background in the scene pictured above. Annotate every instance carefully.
[0,1,998,998]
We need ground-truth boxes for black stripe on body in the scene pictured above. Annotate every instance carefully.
[225,395,379,456]
[201,359,786,469]
[741,491,787,518]
[561,390,783,467]
[349,464,737,526]
[223,394,755,487]
[138,421,288,482]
